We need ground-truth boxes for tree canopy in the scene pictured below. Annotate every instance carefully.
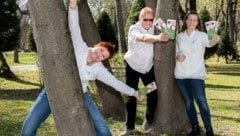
[0,0,20,51]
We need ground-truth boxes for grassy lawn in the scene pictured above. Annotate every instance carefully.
[0,52,240,136]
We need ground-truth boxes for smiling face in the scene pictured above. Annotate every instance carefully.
[139,7,154,30]
[87,42,115,65]
[90,46,110,62]
[181,11,201,32]
[185,14,199,31]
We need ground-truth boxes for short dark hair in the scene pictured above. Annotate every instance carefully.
[95,41,116,59]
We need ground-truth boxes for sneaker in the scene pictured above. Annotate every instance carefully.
[142,120,151,131]
[119,129,135,136]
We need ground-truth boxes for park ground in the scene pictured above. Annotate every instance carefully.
[0,52,240,136]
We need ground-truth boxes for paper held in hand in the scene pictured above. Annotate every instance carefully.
[205,20,218,40]
[138,82,157,95]
[154,18,176,40]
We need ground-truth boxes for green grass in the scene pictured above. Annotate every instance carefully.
[0,52,240,136]
[3,51,38,66]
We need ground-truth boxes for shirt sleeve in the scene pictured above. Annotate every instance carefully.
[175,35,181,55]
[128,25,142,44]
[68,7,88,51]
[202,32,211,48]
[96,64,135,96]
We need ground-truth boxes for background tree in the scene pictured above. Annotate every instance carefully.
[28,0,95,135]
[97,11,119,52]
[199,7,219,59]
[149,0,190,135]
[124,0,145,33]
[218,28,234,63]
[114,0,127,53]
[0,0,20,78]
[27,24,37,52]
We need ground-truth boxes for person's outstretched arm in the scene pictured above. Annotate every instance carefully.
[68,0,88,51]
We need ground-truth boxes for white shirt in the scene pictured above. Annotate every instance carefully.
[174,30,212,79]
[68,8,135,96]
[124,22,154,74]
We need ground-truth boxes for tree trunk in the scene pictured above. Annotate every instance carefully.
[189,0,196,11]
[149,0,190,135]
[14,48,19,63]
[78,0,125,121]
[114,0,127,53]
[0,51,16,79]
[145,0,157,11]
[28,0,95,135]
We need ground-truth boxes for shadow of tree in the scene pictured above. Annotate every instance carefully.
[206,84,240,91]
[0,89,41,100]
[4,77,41,87]
[212,114,240,123]
[210,72,240,76]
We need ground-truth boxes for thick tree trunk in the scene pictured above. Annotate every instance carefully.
[148,0,190,135]
[78,0,125,121]
[0,51,16,79]
[28,0,95,135]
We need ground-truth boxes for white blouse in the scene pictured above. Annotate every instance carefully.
[175,30,212,79]
[124,22,154,74]
[68,8,135,96]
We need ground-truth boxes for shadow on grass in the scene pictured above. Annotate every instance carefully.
[0,89,41,101]
[206,83,240,91]
[208,98,239,103]
[5,77,41,87]
[212,114,240,123]
[209,72,240,77]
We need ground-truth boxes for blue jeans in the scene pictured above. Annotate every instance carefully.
[21,89,112,136]
[176,79,212,129]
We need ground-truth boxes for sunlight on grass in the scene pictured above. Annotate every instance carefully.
[0,53,240,136]
[3,51,38,66]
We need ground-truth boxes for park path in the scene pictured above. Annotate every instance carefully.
[10,65,39,71]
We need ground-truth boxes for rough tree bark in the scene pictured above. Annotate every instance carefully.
[28,0,95,135]
[145,0,157,11]
[148,0,190,135]
[114,0,127,53]
[77,0,126,121]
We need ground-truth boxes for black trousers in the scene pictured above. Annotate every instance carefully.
[125,62,158,129]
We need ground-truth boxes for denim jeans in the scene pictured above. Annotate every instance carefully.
[175,79,212,129]
[21,89,112,136]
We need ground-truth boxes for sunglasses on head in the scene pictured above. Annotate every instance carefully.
[143,18,154,22]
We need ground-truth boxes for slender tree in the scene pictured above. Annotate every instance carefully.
[97,11,119,51]
[125,0,145,33]
[114,0,127,53]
